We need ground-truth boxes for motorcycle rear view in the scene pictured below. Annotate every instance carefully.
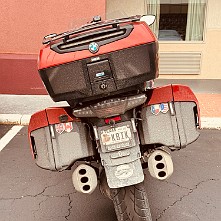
[28,15,200,221]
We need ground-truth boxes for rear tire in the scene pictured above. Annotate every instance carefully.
[110,182,152,221]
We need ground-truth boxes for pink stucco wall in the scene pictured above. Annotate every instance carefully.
[0,0,105,54]
[0,1,105,94]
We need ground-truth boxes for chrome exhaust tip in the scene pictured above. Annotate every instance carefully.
[72,164,98,194]
[148,149,173,180]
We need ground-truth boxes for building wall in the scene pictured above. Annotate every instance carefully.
[106,0,146,19]
[0,0,105,54]
[160,0,221,79]
[0,0,105,94]
[0,0,220,95]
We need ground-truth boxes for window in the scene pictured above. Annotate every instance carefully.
[106,0,207,41]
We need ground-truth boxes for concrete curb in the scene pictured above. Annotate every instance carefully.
[200,117,221,130]
[0,114,220,129]
[0,114,31,126]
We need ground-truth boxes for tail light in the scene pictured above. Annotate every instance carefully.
[73,94,147,118]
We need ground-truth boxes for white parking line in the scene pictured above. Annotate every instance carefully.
[0,125,24,152]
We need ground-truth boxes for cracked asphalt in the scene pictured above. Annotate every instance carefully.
[0,126,220,221]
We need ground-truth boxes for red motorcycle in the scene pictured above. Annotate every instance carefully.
[28,15,200,221]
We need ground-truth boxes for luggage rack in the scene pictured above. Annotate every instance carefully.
[50,24,133,54]
[42,15,141,45]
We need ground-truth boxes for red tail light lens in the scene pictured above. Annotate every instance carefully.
[105,116,121,124]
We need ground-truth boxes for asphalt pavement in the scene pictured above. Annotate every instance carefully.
[0,126,220,221]
[0,79,221,220]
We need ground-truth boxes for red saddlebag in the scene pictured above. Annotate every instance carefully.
[28,107,95,171]
[140,84,200,150]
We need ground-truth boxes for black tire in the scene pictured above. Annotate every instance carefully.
[110,182,152,221]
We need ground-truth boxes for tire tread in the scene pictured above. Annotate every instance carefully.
[110,183,152,221]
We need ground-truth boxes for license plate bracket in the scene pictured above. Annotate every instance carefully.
[98,122,136,152]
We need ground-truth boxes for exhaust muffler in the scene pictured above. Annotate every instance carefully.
[148,149,173,180]
[72,164,98,194]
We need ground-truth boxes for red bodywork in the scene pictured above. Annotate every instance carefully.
[28,107,80,158]
[28,85,200,133]
[28,107,80,133]
[38,22,156,70]
[28,84,200,158]
[144,84,200,126]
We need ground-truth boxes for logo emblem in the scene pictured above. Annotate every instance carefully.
[151,104,160,115]
[55,122,73,134]
[64,122,73,133]
[115,164,134,180]
[160,103,169,114]
[89,42,99,53]
[55,123,65,134]
[151,103,169,115]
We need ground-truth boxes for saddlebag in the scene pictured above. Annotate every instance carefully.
[140,84,200,150]
[28,107,95,171]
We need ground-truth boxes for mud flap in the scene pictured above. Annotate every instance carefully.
[97,121,144,189]
[99,146,144,188]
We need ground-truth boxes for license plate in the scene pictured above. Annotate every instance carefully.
[100,124,133,151]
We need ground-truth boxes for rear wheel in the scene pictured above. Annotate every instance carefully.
[110,182,152,221]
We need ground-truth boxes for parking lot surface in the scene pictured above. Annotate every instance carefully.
[0,126,220,221]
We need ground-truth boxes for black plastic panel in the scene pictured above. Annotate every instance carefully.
[39,42,158,103]
[91,79,117,95]
[110,43,156,90]
[87,60,112,82]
